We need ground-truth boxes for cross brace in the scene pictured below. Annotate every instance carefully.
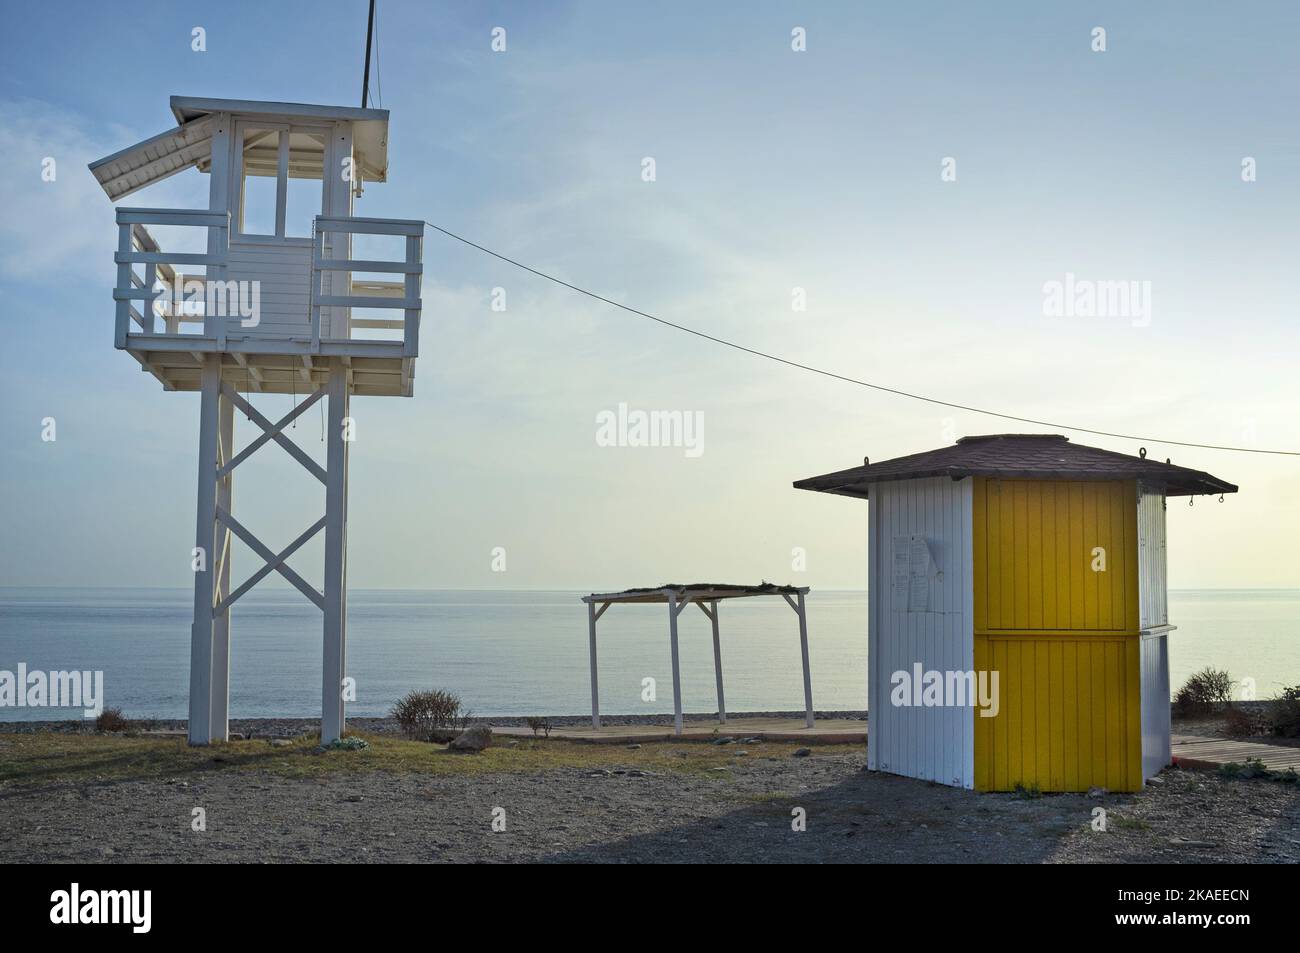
[218,385,325,479]
[216,506,325,611]
[214,513,327,614]
[221,382,327,483]
[208,382,332,614]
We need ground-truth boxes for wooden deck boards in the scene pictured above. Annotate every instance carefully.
[1170,733,1300,772]
[493,716,867,745]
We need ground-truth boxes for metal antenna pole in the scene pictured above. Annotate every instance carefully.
[361,0,376,108]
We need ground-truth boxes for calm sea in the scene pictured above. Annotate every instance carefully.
[0,588,1297,721]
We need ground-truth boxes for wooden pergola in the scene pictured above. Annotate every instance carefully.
[580,583,814,736]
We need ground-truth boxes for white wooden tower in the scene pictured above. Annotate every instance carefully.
[89,97,423,744]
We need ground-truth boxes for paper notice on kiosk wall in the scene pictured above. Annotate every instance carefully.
[892,535,936,612]
[908,536,931,611]
[891,537,911,609]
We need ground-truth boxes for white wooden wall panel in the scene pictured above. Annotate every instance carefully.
[1137,486,1168,628]
[1140,631,1172,778]
[1137,484,1171,779]
[224,239,315,339]
[868,476,975,788]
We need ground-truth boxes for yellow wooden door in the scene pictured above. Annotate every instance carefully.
[973,478,1143,791]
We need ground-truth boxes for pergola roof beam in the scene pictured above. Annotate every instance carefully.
[583,583,809,605]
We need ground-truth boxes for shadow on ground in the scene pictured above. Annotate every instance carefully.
[537,767,1107,864]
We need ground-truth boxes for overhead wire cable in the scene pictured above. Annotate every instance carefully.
[420,220,1299,458]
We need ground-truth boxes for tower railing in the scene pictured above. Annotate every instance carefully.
[310,216,423,356]
[112,207,230,348]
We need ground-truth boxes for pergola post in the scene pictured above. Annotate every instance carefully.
[667,592,684,736]
[710,600,726,724]
[587,600,600,729]
[797,591,814,728]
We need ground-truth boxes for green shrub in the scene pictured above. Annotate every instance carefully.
[1268,686,1300,739]
[1218,758,1299,784]
[96,707,129,732]
[1172,668,1232,718]
[391,689,463,741]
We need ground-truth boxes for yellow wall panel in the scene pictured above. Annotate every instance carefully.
[973,477,1143,792]
[974,633,1142,791]
[973,478,1139,633]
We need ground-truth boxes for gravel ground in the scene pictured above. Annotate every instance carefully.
[1049,769,1300,863]
[3,742,1296,864]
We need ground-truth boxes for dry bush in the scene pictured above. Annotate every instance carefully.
[391,689,463,741]
[1269,686,1300,739]
[525,717,553,738]
[1173,668,1232,718]
[96,707,129,732]
[1222,705,1258,737]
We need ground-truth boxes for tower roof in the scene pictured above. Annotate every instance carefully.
[793,433,1237,498]
[89,96,390,201]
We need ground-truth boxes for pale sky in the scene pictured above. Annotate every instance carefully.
[1,1,1298,591]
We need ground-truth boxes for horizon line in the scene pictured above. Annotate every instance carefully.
[2,585,1298,594]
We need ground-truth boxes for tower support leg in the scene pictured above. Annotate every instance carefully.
[210,388,234,740]
[321,361,350,744]
[188,355,221,745]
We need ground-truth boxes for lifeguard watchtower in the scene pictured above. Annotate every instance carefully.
[89,97,424,745]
